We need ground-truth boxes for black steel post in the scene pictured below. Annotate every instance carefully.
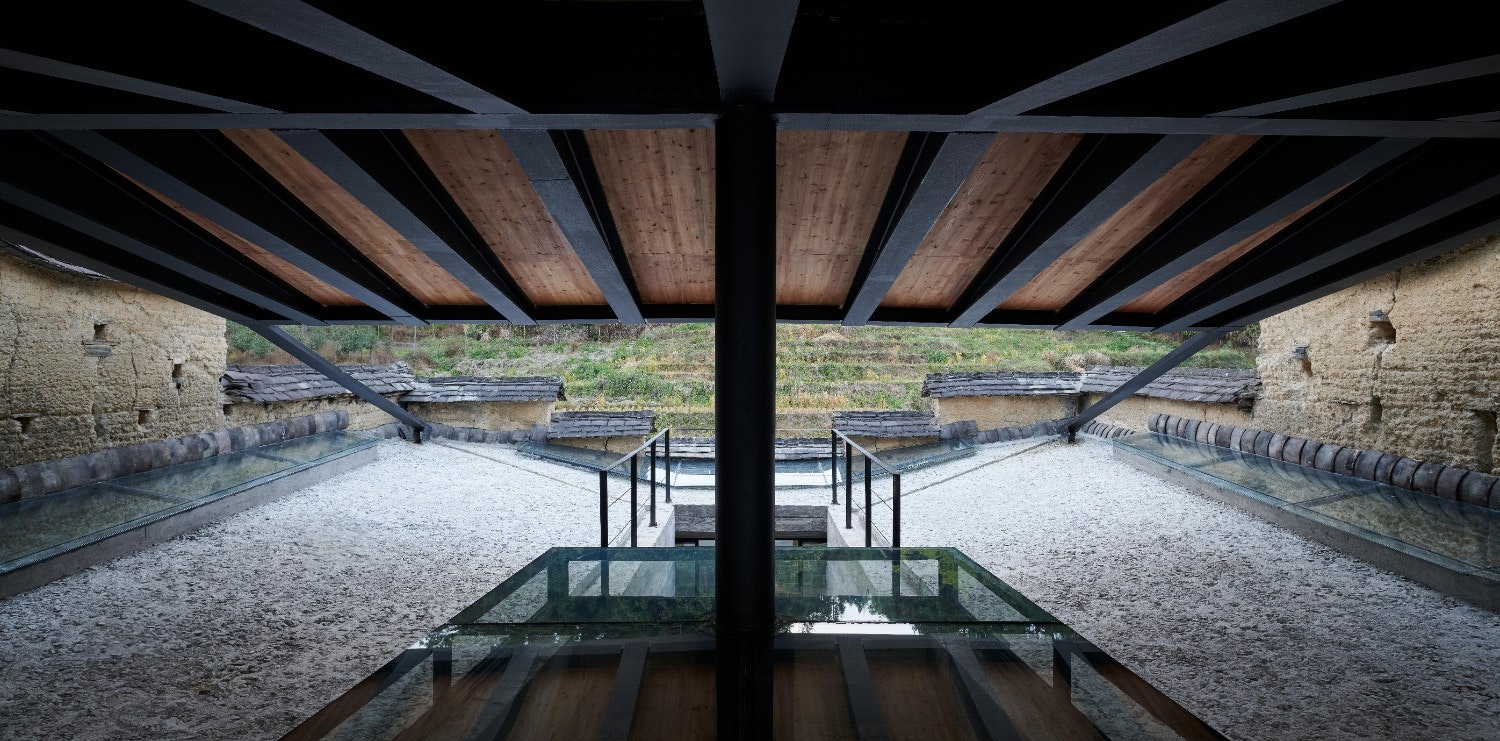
[830,430,839,504]
[892,473,901,549]
[599,470,609,548]
[650,440,658,527]
[630,454,639,548]
[864,456,873,548]
[845,442,853,529]
[664,429,672,504]
[715,103,776,740]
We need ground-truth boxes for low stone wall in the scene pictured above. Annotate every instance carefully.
[934,395,1078,431]
[1079,420,1136,439]
[550,436,650,454]
[1087,395,1252,433]
[1149,413,1500,510]
[0,411,347,504]
[222,395,402,432]
[847,435,940,453]
[403,400,552,435]
[422,421,546,445]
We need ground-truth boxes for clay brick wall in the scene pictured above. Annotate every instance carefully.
[933,395,1079,432]
[1255,234,1500,475]
[0,253,228,468]
[222,396,404,432]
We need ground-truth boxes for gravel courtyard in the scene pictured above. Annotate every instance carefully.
[1,437,1496,740]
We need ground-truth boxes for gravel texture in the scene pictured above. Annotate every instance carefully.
[0,437,1496,740]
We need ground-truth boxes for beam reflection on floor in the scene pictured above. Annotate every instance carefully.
[284,547,1224,740]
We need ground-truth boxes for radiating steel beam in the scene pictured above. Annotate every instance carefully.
[1058,137,1422,329]
[51,130,424,324]
[188,0,522,114]
[842,133,992,325]
[1216,53,1500,117]
[0,48,275,113]
[502,130,644,324]
[275,130,535,324]
[971,0,1342,116]
[1065,328,1233,440]
[949,134,1207,327]
[242,322,427,437]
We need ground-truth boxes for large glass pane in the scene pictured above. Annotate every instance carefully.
[0,484,182,565]
[116,453,294,499]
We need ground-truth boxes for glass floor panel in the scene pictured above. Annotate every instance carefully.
[1,431,377,573]
[287,547,1225,740]
[1116,432,1500,574]
[114,452,296,499]
[0,484,182,564]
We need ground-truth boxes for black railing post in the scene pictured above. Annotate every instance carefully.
[599,469,609,548]
[630,454,639,547]
[864,456,873,548]
[844,441,853,529]
[650,440,658,527]
[664,428,672,503]
[830,430,839,504]
[892,472,901,549]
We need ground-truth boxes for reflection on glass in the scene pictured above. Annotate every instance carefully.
[0,485,181,564]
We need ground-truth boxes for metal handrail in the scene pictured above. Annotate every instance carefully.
[830,428,902,548]
[598,428,671,548]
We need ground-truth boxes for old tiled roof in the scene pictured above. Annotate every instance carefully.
[832,410,940,438]
[921,372,1081,398]
[548,410,656,438]
[1080,366,1260,405]
[2,241,113,281]
[404,376,565,404]
[221,362,417,404]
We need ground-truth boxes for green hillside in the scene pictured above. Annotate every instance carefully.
[228,323,1256,431]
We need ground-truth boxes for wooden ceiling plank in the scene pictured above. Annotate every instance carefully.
[880,132,1083,311]
[972,0,1342,116]
[405,129,607,307]
[583,129,715,307]
[776,130,908,306]
[224,128,496,310]
[995,135,1258,312]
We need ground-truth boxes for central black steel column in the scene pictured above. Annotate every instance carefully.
[715,103,777,739]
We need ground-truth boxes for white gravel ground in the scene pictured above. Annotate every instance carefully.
[0,437,1496,740]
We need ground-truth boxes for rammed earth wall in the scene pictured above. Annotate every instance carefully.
[0,253,228,468]
[1255,234,1500,475]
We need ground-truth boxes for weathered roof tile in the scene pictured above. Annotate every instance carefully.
[833,410,940,438]
[548,410,656,438]
[404,376,565,403]
[222,362,417,404]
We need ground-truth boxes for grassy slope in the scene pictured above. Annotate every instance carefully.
[229,323,1255,431]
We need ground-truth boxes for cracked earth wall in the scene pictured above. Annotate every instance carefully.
[1254,234,1500,475]
[0,253,228,468]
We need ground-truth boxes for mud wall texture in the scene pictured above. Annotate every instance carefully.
[933,395,1079,431]
[550,436,650,454]
[0,254,228,469]
[403,401,553,433]
[1090,395,1253,433]
[223,396,403,432]
[1255,234,1500,475]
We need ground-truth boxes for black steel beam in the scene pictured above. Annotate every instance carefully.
[1065,327,1233,439]
[842,133,992,325]
[949,134,1207,327]
[275,130,535,324]
[0,177,322,325]
[51,130,425,324]
[970,0,1341,116]
[1215,54,1500,117]
[1159,150,1500,331]
[703,0,800,103]
[188,0,522,114]
[243,322,428,436]
[1222,203,1500,328]
[502,130,644,323]
[714,104,776,740]
[1057,137,1422,329]
[3,112,1500,139]
[0,48,275,113]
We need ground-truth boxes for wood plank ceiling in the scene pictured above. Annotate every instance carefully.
[0,1,1497,331]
